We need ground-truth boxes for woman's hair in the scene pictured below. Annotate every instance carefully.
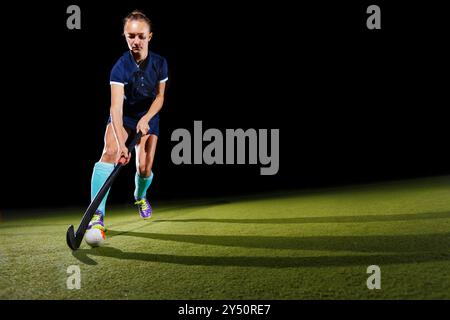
[123,10,152,31]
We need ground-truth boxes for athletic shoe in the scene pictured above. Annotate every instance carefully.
[87,210,106,232]
[134,198,152,219]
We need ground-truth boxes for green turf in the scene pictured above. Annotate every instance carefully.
[1,176,450,299]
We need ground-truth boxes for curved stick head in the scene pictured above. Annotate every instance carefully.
[66,225,78,250]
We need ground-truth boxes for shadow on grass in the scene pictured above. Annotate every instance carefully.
[72,231,450,267]
[152,211,450,225]
[72,246,450,268]
[104,231,450,253]
[106,200,230,229]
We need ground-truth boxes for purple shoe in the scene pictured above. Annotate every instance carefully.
[87,210,106,232]
[134,198,152,219]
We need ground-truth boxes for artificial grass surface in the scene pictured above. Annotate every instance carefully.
[1,176,449,299]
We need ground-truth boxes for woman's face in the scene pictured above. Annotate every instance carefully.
[124,20,152,55]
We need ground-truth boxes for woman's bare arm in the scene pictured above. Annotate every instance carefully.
[109,84,131,163]
[110,84,127,145]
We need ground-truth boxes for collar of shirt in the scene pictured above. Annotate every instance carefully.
[129,51,151,71]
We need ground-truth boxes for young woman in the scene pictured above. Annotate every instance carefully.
[88,10,168,232]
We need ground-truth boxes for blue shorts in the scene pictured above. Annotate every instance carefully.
[107,114,160,137]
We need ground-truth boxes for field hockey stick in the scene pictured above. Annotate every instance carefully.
[66,132,142,250]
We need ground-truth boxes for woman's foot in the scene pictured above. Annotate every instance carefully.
[134,198,152,219]
[87,211,106,232]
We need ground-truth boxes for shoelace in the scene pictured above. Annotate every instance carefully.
[91,214,102,222]
[134,199,149,211]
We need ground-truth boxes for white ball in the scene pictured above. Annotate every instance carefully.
[85,228,105,247]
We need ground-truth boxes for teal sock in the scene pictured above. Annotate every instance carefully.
[134,172,154,200]
[91,162,115,215]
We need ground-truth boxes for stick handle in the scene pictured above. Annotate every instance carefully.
[126,132,142,153]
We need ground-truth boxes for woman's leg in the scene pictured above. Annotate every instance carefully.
[91,124,129,218]
[134,134,158,218]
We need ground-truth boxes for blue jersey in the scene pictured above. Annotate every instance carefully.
[110,51,168,118]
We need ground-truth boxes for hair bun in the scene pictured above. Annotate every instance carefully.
[124,10,152,30]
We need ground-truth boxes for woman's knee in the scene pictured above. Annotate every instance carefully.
[138,159,153,177]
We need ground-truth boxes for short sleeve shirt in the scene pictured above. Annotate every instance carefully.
[110,51,168,117]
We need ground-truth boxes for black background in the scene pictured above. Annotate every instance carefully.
[1,1,449,210]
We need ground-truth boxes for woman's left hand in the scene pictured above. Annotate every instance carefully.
[136,116,150,135]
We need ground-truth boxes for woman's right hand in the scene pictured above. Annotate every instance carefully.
[118,143,131,165]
